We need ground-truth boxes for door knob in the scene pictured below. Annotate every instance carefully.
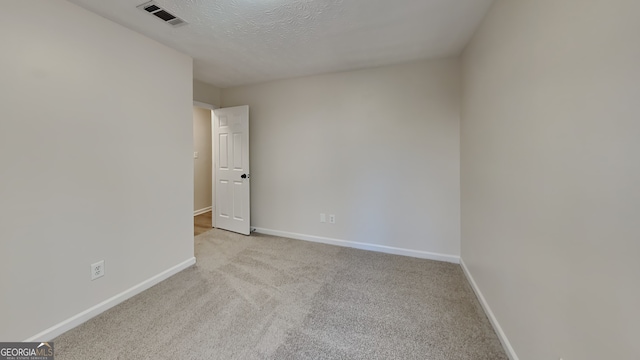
[241,174,249,179]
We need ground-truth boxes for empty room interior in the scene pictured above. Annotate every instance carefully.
[1,0,638,359]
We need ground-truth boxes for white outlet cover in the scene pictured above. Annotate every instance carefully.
[329,214,336,224]
[91,260,105,280]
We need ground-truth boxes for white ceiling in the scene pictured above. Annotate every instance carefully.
[67,0,494,88]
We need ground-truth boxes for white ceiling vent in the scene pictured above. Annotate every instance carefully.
[137,1,186,27]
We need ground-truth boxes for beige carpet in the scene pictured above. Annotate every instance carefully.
[54,229,507,359]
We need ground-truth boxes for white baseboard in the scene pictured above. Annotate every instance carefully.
[252,227,459,264]
[24,257,196,342]
[460,258,519,360]
[194,206,212,216]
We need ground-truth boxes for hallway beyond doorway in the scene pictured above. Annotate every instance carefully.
[194,211,212,236]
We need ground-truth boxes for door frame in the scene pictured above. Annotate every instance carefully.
[193,101,217,228]
[193,101,217,111]
[211,105,250,235]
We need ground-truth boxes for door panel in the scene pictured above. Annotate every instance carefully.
[233,133,243,169]
[218,134,228,169]
[218,180,229,218]
[233,181,244,220]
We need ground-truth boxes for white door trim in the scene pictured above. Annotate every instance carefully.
[211,109,216,229]
[193,101,217,110]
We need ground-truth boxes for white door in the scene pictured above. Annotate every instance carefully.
[212,105,250,235]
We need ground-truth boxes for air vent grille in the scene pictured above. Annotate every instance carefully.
[137,1,186,27]
[143,4,160,13]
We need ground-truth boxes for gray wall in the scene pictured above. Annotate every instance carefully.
[0,0,194,340]
[461,0,640,358]
[222,59,461,259]
[194,79,221,107]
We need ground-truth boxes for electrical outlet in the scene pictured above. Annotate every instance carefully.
[91,260,105,280]
[193,152,199,159]
[320,213,326,223]
[329,214,336,224]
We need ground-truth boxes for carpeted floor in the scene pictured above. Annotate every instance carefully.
[54,229,507,359]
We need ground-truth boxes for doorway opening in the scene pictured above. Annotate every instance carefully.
[193,102,251,237]
[193,101,215,236]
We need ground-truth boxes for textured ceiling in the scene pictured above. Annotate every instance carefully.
[67,0,494,88]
